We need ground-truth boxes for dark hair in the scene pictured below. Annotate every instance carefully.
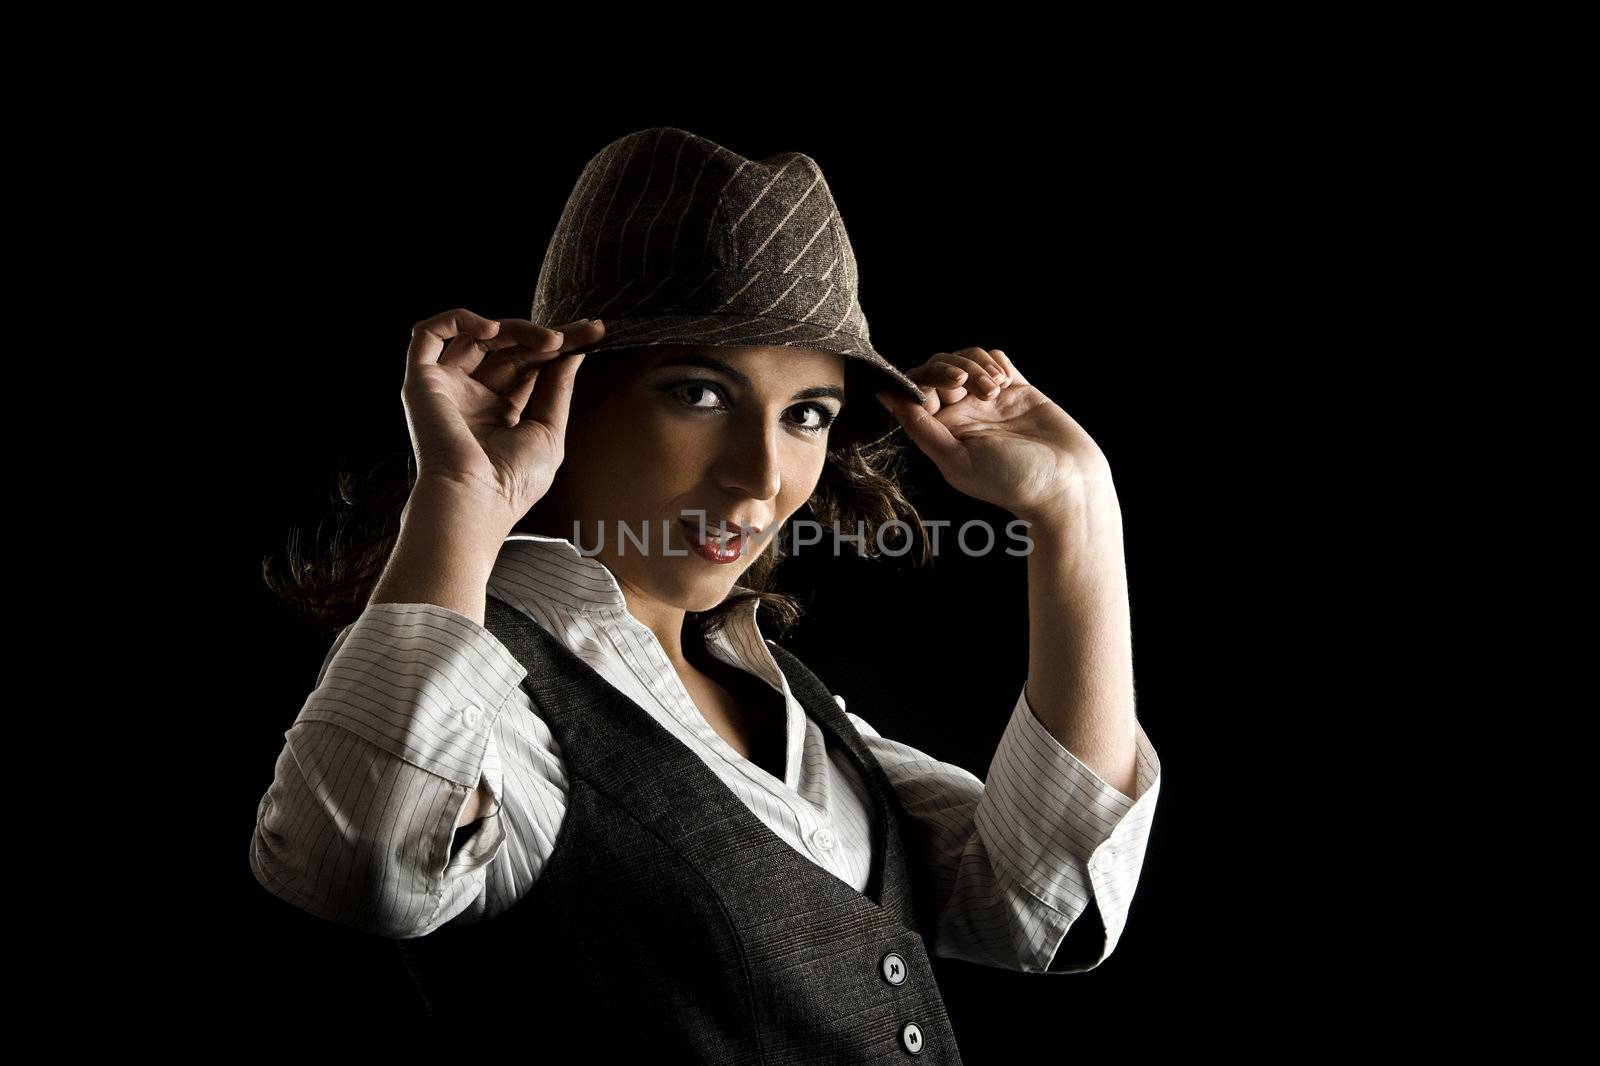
[262,357,932,643]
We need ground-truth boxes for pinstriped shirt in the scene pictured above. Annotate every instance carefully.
[249,533,1162,973]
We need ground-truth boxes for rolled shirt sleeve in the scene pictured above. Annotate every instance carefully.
[973,684,1162,973]
[851,683,1161,975]
[248,602,528,939]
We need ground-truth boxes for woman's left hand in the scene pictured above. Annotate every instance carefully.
[875,348,1114,524]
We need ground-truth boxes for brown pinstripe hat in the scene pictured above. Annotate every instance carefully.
[531,126,927,447]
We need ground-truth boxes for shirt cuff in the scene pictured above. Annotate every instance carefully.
[973,683,1163,971]
[292,602,529,789]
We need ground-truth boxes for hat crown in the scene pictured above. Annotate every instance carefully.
[533,126,871,355]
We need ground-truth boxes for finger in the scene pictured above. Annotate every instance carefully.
[909,362,967,386]
[928,351,1003,399]
[478,319,606,398]
[498,359,542,425]
[519,350,587,440]
[445,315,590,374]
[906,362,966,411]
[990,349,1028,387]
[496,317,576,355]
[959,347,1010,387]
[438,331,513,373]
[876,388,962,466]
[406,308,501,372]
[498,340,585,418]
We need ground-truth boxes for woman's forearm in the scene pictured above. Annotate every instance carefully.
[1020,484,1140,799]
[368,479,513,626]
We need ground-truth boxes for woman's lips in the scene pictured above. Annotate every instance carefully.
[680,518,744,564]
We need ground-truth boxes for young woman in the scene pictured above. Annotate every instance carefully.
[249,128,1161,1061]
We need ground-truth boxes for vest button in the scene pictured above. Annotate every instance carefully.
[901,1022,925,1054]
[810,826,835,851]
[881,951,907,985]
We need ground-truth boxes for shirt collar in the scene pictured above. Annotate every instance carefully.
[488,533,633,618]
[487,533,788,693]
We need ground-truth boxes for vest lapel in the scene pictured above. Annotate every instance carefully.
[484,594,918,930]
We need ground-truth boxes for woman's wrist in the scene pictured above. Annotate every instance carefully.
[369,479,521,624]
[405,471,521,530]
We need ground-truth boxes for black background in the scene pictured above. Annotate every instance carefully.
[188,109,1291,1054]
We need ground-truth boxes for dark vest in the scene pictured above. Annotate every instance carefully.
[394,594,965,1063]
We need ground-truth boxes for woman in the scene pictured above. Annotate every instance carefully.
[249,128,1161,1060]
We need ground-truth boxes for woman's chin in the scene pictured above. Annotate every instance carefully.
[684,577,741,613]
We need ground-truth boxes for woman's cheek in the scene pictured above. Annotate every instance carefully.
[637,405,702,450]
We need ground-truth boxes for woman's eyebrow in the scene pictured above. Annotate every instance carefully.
[652,355,846,403]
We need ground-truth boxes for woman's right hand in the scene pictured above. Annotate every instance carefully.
[401,307,606,521]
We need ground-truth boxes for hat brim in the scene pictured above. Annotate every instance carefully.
[576,312,926,449]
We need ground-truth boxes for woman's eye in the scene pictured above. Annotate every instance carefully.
[666,381,836,434]
[791,403,838,434]
[673,382,727,410]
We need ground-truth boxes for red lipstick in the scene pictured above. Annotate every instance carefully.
[680,519,744,564]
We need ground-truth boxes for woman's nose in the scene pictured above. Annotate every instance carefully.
[714,422,783,501]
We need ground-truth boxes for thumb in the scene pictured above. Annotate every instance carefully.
[518,351,586,437]
[876,390,961,466]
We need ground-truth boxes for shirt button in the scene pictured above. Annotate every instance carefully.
[1092,846,1117,874]
[459,704,484,731]
[901,1022,924,1054]
[811,826,835,852]
[880,951,907,985]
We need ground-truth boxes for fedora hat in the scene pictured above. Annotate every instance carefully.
[531,126,927,447]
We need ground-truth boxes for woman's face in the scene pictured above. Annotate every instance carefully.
[554,343,847,614]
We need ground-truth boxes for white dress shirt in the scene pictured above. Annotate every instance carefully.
[250,533,1162,973]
